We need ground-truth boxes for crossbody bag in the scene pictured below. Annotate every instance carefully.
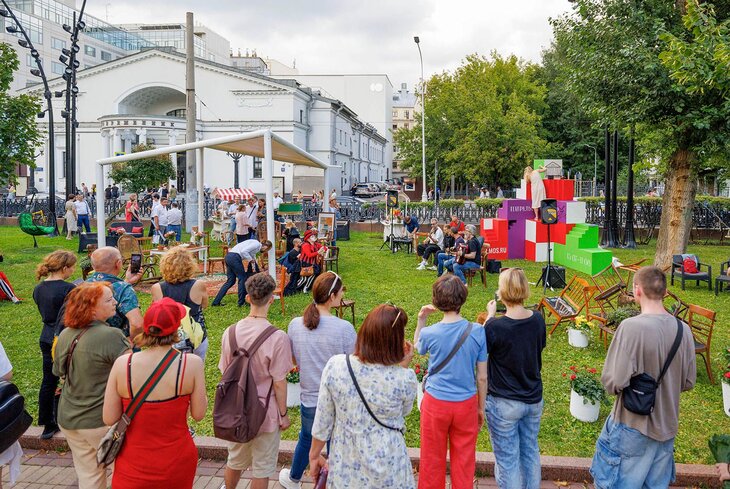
[622,318,683,416]
[97,349,180,466]
[346,355,405,435]
[421,322,473,393]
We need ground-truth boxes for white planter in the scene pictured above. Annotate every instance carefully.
[287,382,301,408]
[723,382,730,417]
[570,389,600,423]
[417,382,424,411]
[567,328,589,348]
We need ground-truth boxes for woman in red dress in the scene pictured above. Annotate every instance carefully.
[103,298,207,488]
[297,230,327,292]
[124,193,140,222]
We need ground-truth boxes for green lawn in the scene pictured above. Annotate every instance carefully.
[0,226,727,464]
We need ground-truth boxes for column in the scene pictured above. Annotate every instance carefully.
[136,128,147,146]
[112,128,123,155]
[101,130,110,186]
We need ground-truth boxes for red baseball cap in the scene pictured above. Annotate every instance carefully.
[143,297,186,336]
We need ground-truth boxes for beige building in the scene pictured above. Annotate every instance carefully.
[391,82,418,179]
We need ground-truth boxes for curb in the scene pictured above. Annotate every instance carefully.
[20,427,721,487]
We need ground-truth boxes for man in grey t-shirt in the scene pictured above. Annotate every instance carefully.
[590,266,696,488]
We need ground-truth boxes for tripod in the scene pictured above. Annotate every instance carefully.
[535,222,564,293]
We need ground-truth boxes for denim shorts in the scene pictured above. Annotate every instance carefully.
[591,416,676,489]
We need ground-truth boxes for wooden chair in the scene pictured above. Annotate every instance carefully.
[335,299,356,324]
[117,234,157,281]
[323,246,340,274]
[687,304,717,384]
[208,245,228,275]
[272,265,287,315]
[663,290,690,321]
[465,244,489,287]
[591,265,626,308]
[671,254,712,291]
[538,277,592,335]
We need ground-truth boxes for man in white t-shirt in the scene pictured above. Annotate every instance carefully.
[246,198,259,239]
[74,194,91,232]
[147,193,160,237]
[166,202,183,241]
[151,197,169,242]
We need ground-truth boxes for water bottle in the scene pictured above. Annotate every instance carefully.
[314,466,328,489]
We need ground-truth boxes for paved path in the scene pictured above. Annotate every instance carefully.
[2,448,603,488]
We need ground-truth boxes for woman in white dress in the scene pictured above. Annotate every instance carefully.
[524,166,547,220]
[308,304,417,489]
[64,194,78,240]
[0,341,24,488]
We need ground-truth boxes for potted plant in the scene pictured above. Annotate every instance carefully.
[568,315,592,348]
[164,230,177,247]
[286,366,301,408]
[412,355,428,410]
[722,347,730,417]
[564,366,605,422]
[605,305,640,326]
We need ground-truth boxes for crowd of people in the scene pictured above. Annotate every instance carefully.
[0,237,704,489]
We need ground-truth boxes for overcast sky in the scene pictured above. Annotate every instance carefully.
[87,0,574,89]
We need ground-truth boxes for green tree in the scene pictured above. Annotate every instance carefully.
[109,143,176,194]
[551,0,730,268]
[0,43,43,187]
[393,53,555,191]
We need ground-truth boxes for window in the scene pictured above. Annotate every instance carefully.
[299,109,303,123]
[166,108,186,118]
[51,37,65,50]
[100,50,112,61]
[405,110,410,119]
[392,109,398,118]
[253,157,262,179]
[84,45,96,57]
[26,54,34,67]
[404,123,409,130]
[392,124,398,131]
[51,62,64,75]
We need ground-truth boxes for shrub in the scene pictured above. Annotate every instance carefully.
[474,198,504,208]
[606,305,640,325]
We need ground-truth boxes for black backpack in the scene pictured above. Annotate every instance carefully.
[0,380,32,453]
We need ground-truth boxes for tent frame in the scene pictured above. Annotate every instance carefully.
[95,129,332,278]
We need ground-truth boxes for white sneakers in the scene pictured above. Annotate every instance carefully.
[416,262,427,270]
[427,265,437,271]
[278,468,302,489]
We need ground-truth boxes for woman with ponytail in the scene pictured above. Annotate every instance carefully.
[278,271,356,489]
[32,250,77,439]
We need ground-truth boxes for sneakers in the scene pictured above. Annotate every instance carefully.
[278,468,302,489]
[427,265,437,271]
[40,423,59,440]
[416,263,427,270]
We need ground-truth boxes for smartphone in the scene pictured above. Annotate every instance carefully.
[130,253,142,274]
[314,467,328,489]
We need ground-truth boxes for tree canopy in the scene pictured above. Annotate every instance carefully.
[109,143,176,194]
[0,43,43,187]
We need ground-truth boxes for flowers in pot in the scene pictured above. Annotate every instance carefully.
[722,347,730,417]
[286,366,301,408]
[164,230,177,246]
[564,365,605,422]
[568,315,593,348]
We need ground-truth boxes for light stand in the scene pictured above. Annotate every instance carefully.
[1,0,58,234]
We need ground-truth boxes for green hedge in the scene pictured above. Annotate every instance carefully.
[578,195,730,209]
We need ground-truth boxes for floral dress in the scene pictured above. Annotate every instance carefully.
[312,354,417,489]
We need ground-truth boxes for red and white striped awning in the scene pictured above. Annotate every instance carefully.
[213,188,256,201]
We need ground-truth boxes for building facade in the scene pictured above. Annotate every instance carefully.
[391,82,418,180]
[19,48,387,197]
[120,22,231,65]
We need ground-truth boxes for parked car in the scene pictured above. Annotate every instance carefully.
[370,182,387,194]
[354,183,374,198]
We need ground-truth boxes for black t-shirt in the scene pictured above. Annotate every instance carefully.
[484,311,546,404]
[33,280,76,344]
[467,237,481,264]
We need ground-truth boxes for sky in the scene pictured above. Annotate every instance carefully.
[86,0,574,90]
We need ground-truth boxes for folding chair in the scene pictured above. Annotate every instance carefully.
[538,277,592,335]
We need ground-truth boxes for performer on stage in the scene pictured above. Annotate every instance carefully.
[524,165,547,220]
[417,218,444,271]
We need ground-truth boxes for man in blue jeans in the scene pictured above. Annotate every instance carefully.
[211,239,272,307]
[436,228,464,277]
[590,266,696,488]
[452,225,483,284]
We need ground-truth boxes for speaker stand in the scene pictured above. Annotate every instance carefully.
[535,222,559,293]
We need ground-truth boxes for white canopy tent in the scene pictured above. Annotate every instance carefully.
[95,129,332,278]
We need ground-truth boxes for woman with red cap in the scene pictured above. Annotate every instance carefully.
[103,297,207,488]
[298,229,327,292]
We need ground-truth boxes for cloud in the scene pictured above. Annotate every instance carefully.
[86,0,572,88]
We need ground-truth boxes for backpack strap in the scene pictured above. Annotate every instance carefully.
[657,318,684,385]
[230,325,278,407]
[64,327,91,385]
[346,355,404,435]
[422,322,473,389]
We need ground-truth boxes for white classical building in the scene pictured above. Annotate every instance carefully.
[20,48,387,196]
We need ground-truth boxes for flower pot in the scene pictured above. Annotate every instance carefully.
[570,389,600,423]
[417,382,424,411]
[723,382,730,417]
[567,328,589,348]
[287,382,301,408]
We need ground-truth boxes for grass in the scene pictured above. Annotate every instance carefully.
[0,226,728,464]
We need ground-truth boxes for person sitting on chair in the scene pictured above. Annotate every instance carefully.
[449,214,465,234]
[211,239,273,307]
[298,230,327,293]
[436,228,465,277]
[452,225,483,285]
[417,219,444,271]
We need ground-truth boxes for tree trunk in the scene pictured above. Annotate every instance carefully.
[654,148,696,270]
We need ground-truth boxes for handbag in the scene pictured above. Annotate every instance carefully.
[421,323,473,393]
[346,355,405,435]
[97,349,180,466]
[622,318,683,416]
[300,266,315,277]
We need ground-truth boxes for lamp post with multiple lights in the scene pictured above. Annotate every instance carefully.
[414,36,428,202]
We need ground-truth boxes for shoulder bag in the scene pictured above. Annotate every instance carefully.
[621,318,683,416]
[97,348,180,466]
[421,322,473,392]
[346,355,405,435]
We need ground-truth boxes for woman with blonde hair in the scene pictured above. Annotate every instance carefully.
[32,250,77,439]
[125,193,140,222]
[53,282,131,489]
[523,165,546,220]
[150,246,209,359]
[103,298,206,488]
[64,194,77,239]
[483,268,546,488]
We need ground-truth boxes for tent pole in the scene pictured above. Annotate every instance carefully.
[323,166,331,212]
[264,130,276,279]
[197,148,204,233]
[96,162,106,247]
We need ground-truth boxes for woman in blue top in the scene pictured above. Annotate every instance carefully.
[414,274,488,489]
[483,268,546,489]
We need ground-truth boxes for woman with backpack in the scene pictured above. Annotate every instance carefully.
[414,274,488,489]
[53,283,131,489]
[278,272,356,489]
[308,304,417,489]
[32,250,77,440]
[150,247,209,360]
[103,297,207,488]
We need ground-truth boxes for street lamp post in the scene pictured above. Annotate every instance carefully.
[226,152,243,189]
[580,143,598,196]
[414,36,427,202]
[1,1,58,228]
